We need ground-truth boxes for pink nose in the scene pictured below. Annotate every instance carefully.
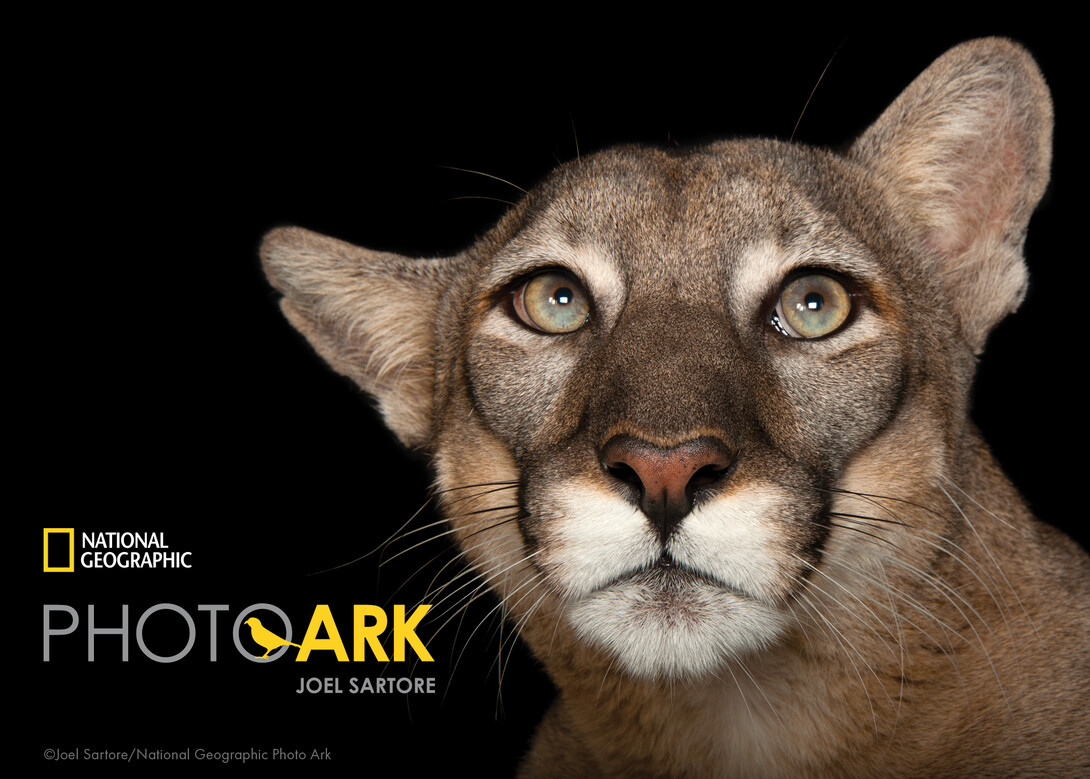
[600,435,733,540]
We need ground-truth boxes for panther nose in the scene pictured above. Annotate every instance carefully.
[600,435,734,541]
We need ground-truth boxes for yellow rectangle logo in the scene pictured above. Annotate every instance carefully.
[43,528,75,572]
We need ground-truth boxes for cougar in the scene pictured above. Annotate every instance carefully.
[260,38,1089,776]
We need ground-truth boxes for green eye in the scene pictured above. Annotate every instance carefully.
[772,274,852,339]
[512,271,591,334]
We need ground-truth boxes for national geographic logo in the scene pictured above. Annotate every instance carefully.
[43,529,75,572]
[43,528,193,571]
[43,603,433,663]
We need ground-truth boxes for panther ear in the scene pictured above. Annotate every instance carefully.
[260,226,448,449]
[851,38,1052,354]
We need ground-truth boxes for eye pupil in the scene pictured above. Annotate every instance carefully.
[554,287,573,306]
[804,292,823,311]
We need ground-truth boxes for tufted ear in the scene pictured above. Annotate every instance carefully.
[851,38,1052,354]
[260,226,449,449]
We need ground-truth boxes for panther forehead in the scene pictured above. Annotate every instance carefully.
[474,142,888,308]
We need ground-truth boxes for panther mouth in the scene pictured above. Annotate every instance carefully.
[566,544,789,679]
[596,551,751,601]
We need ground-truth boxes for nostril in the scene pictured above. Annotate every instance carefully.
[689,462,731,489]
[606,461,643,488]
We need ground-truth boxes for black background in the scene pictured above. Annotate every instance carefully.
[27,17,1081,776]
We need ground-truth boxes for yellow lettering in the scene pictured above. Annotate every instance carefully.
[352,604,389,661]
[393,604,432,662]
[296,604,348,661]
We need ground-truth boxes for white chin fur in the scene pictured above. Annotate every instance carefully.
[536,480,794,679]
[566,573,787,679]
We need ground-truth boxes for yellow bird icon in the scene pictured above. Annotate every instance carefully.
[244,617,302,658]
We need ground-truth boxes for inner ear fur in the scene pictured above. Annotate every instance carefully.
[260,225,448,449]
[850,37,1053,354]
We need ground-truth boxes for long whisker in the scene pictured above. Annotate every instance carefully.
[429,480,520,497]
[386,516,522,604]
[380,505,521,567]
[446,195,519,208]
[822,486,951,523]
[421,536,530,624]
[414,527,522,603]
[440,165,529,194]
[938,478,1038,636]
[303,495,437,576]
[425,538,538,628]
[789,551,901,656]
[731,656,788,732]
[446,557,545,693]
[496,579,552,694]
[829,518,899,548]
[834,503,1022,652]
[789,37,847,142]
[795,587,880,734]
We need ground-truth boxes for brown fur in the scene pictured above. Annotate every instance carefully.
[261,39,1089,776]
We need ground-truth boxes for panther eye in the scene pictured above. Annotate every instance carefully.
[512,271,591,334]
[771,273,852,339]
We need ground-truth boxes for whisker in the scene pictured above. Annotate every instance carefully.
[421,536,531,624]
[426,542,540,628]
[939,477,1021,533]
[789,37,847,142]
[496,580,552,694]
[461,512,525,542]
[796,588,881,734]
[938,478,1038,637]
[303,495,436,577]
[881,555,1012,715]
[380,506,521,567]
[823,486,951,523]
[932,481,1036,646]
[429,480,519,497]
[722,660,758,732]
[390,523,521,607]
[595,657,617,709]
[829,511,910,528]
[567,111,581,161]
[823,487,1025,660]
[436,482,520,510]
[821,556,963,659]
[731,656,788,732]
[829,518,899,549]
[447,563,545,691]
[440,165,529,194]
[417,530,522,603]
[446,195,519,208]
[789,551,902,657]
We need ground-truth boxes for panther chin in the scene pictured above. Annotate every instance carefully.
[564,560,789,680]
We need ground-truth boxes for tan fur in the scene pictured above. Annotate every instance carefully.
[261,39,1089,776]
